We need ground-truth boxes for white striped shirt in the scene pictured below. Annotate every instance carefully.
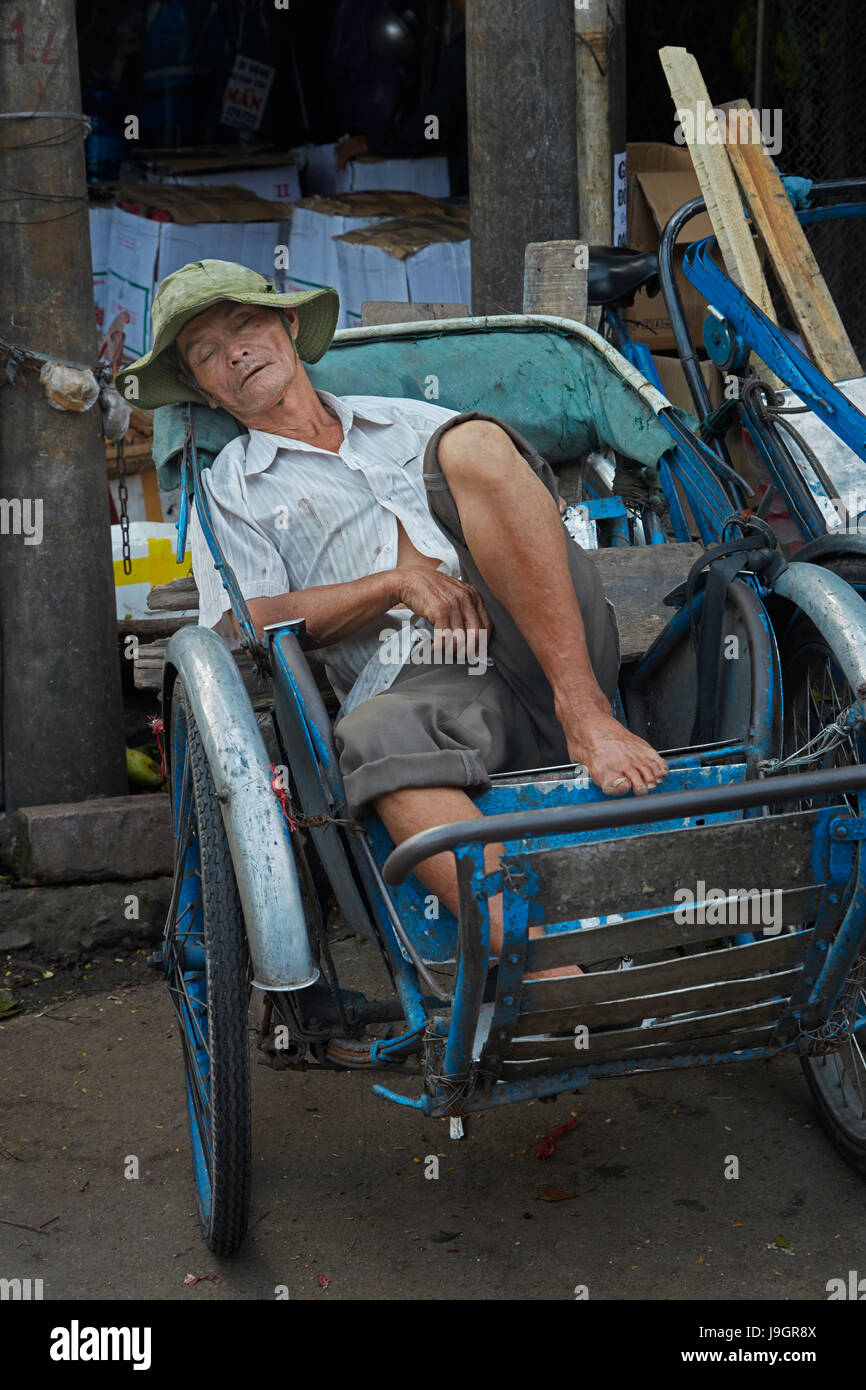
[188,390,463,713]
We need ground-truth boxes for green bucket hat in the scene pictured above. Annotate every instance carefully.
[114,259,340,409]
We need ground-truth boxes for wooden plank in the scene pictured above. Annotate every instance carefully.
[506,808,824,925]
[145,543,704,662]
[147,576,200,611]
[524,885,818,969]
[720,97,861,382]
[140,465,163,523]
[507,997,784,1062]
[360,301,469,326]
[118,616,197,640]
[522,241,588,321]
[659,49,775,315]
[658,46,782,387]
[521,928,811,1012]
[587,542,704,660]
[513,966,802,1034]
[501,1024,776,1074]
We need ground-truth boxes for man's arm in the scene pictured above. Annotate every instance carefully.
[243,566,491,648]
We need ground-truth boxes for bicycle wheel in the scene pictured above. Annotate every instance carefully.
[781,582,866,1171]
[164,678,252,1253]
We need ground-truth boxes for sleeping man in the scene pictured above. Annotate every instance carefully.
[118,260,668,972]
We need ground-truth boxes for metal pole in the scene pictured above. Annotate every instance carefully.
[0,0,126,810]
[466,0,579,315]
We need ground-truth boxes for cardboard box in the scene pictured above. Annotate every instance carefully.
[333,212,470,327]
[91,190,290,358]
[335,153,450,198]
[624,142,714,352]
[294,142,450,198]
[288,193,462,330]
[141,145,302,203]
[650,351,721,417]
[89,206,112,336]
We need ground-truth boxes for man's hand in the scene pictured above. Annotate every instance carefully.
[394,566,493,639]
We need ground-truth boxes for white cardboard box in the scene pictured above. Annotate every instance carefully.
[287,204,390,329]
[162,163,301,203]
[334,234,471,328]
[94,207,290,358]
[336,154,450,198]
[89,206,113,338]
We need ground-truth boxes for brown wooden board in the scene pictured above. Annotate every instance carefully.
[720,98,861,382]
[147,577,200,611]
[524,884,818,969]
[586,542,704,660]
[507,996,784,1062]
[513,965,802,1035]
[505,808,825,925]
[360,301,468,325]
[522,241,589,322]
[500,1024,777,1074]
[658,47,781,386]
[520,928,811,1013]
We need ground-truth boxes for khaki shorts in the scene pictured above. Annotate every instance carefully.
[333,411,620,818]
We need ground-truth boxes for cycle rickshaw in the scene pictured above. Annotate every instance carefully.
[152,312,866,1254]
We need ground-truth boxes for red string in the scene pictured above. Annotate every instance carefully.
[148,715,166,778]
[269,764,297,831]
[533,1114,578,1161]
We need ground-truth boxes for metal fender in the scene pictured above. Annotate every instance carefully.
[163,624,318,993]
[773,562,866,700]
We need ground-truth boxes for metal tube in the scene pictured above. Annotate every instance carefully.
[383,762,866,886]
[163,625,319,992]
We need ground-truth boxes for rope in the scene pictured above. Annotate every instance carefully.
[740,377,844,515]
[698,396,739,440]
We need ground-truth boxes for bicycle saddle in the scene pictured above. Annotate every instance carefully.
[587,246,660,307]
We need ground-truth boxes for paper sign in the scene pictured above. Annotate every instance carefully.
[613,150,627,246]
[221,54,275,132]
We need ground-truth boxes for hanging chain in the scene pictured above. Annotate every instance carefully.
[116,432,132,576]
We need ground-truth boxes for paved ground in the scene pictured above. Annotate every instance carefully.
[1,936,864,1303]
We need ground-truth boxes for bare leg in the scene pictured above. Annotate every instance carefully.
[373,785,579,978]
[437,421,669,797]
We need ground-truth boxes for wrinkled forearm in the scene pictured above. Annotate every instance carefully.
[246,570,400,648]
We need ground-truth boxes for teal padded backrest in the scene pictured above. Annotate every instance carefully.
[152,319,676,491]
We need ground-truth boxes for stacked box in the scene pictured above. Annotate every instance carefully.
[333,212,471,328]
[335,154,450,198]
[89,183,290,357]
[89,206,113,337]
[295,142,450,199]
[287,192,450,330]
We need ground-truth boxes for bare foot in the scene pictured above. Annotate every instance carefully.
[559,699,669,797]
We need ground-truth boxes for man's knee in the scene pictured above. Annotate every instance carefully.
[437,419,513,477]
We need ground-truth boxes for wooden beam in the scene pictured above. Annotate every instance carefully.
[720,97,861,382]
[659,48,775,317]
[360,302,468,326]
[522,241,588,321]
[658,46,783,387]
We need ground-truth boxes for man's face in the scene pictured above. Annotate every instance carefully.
[175,301,300,419]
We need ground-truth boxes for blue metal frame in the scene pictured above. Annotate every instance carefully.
[160,320,866,1125]
[659,181,866,547]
